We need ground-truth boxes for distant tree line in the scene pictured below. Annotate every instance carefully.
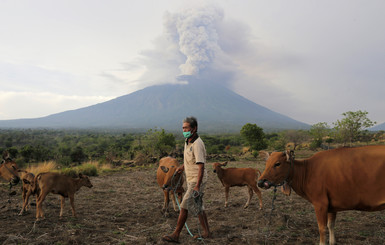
[0,110,382,167]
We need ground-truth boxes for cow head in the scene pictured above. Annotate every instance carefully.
[0,152,20,186]
[78,173,93,188]
[212,162,227,173]
[257,150,294,195]
[160,165,182,190]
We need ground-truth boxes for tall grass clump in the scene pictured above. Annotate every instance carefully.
[25,161,58,175]
[60,162,98,177]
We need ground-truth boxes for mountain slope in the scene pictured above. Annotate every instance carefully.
[371,122,385,131]
[0,82,309,132]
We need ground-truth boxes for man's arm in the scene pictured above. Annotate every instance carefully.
[194,163,204,192]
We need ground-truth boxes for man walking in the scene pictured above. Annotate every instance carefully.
[163,116,211,243]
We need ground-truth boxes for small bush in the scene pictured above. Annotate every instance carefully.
[76,163,98,176]
[60,167,78,177]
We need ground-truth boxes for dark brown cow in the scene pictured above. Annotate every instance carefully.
[0,152,20,187]
[156,156,184,215]
[19,171,37,215]
[258,146,385,245]
[212,162,263,209]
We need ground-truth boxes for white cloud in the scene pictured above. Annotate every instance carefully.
[0,91,112,120]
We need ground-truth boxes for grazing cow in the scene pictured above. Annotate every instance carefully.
[212,162,263,209]
[34,172,93,220]
[18,171,37,215]
[0,152,20,187]
[156,156,184,214]
[258,146,385,245]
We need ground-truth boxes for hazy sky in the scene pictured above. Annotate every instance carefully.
[1,0,384,126]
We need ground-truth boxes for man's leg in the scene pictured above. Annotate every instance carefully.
[198,211,211,238]
[163,208,188,242]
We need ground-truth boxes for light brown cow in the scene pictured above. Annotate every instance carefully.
[18,171,37,215]
[156,156,184,215]
[213,162,263,209]
[258,146,385,245]
[0,152,20,187]
[34,172,93,220]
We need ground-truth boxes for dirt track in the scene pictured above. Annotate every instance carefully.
[1,160,385,244]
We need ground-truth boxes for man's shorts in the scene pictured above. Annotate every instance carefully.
[180,181,206,211]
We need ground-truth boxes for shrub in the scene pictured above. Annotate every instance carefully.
[76,163,98,176]
[60,167,78,177]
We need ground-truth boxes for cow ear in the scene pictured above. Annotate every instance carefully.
[281,182,291,196]
[160,166,169,173]
[2,150,9,160]
[259,151,270,161]
[285,150,295,161]
[221,162,228,167]
[23,179,31,185]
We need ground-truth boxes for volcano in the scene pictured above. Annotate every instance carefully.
[0,82,309,132]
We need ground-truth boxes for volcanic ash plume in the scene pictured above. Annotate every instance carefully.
[164,6,224,76]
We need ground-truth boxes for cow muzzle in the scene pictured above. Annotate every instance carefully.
[257,179,273,189]
[11,176,20,185]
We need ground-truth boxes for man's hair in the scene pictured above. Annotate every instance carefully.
[183,116,198,130]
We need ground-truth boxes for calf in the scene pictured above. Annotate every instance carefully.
[34,172,93,220]
[156,156,184,215]
[18,171,37,215]
[213,162,263,209]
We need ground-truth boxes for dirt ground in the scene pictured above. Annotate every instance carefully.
[1,159,385,245]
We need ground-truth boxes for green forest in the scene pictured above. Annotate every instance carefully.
[1,111,384,170]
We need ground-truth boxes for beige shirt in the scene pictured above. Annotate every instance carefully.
[184,137,208,183]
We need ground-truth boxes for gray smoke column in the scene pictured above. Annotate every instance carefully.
[164,6,224,76]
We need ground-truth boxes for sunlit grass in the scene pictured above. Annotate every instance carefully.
[25,161,58,175]
[23,160,115,177]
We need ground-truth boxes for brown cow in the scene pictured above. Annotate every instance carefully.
[156,156,184,215]
[212,162,263,209]
[34,172,93,220]
[18,171,37,215]
[0,152,20,187]
[258,146,385,245]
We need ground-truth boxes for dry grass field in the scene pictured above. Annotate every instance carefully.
[1,156,385,244]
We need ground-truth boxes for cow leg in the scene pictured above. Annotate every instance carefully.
[177,192,183,206]
[251,184,263,210]
[244,186,253,209]
[19,189,32,215]
[60,196,65,218]
[328,212,337,245]
[19,188,27,215]
[224,186,230,207]
[314,205,328,245]
[69,194,76,217]
[25,189,32,211]
[36,191,48,220]
[170,191,178,212]
[162,190,170,214]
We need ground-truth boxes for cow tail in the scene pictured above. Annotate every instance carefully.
[32,173,43,195]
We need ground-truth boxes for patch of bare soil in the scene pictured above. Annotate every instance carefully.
[1,160,385,244]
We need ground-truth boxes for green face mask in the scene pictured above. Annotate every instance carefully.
[183,131,192,139]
